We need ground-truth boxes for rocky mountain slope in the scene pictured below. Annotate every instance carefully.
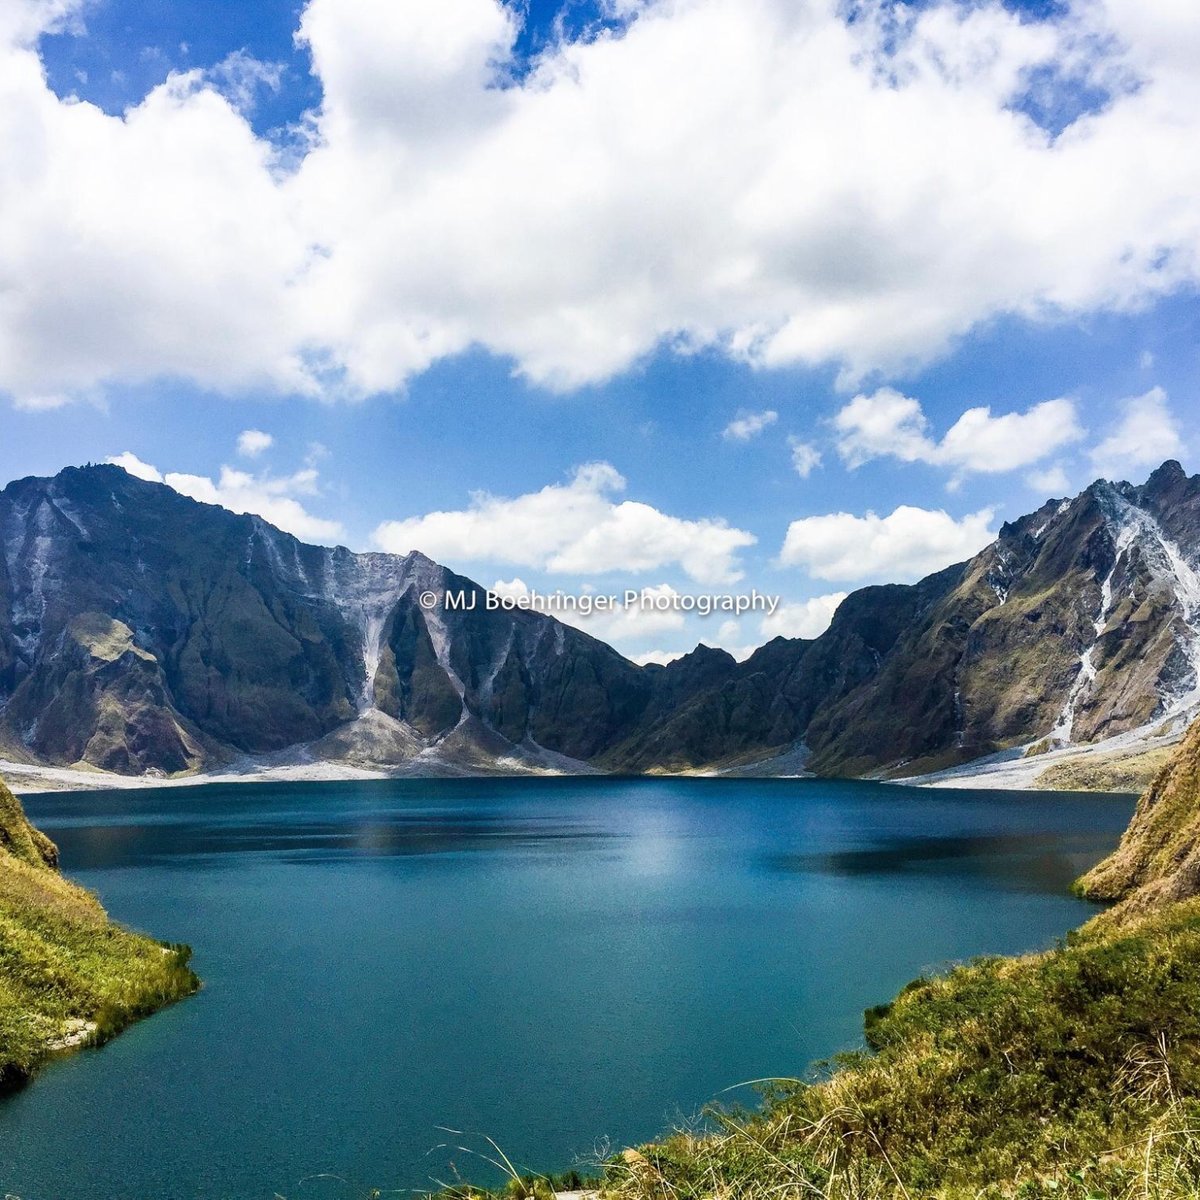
[1,461,1198,783]
[0,464,659,777]
[605,460,1200,781]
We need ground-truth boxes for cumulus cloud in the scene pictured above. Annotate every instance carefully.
[633,649,685,667]
[833,389,1084,477]
[788,438,822,478]
[3,0,1200,404]
[935,399,1085,475]
[779,505,997,583]
[1089,387,1185,480]
[105,451,163,482]
[723,409,778,441]
[1026,463,1072,495]
[832,390,935,468]
[0,5,313,408]
[236,429,274,458]
[760,591,847,640]
[106,449,345,542]
[491,577,687,645]
[165,466,345,543]
[374,463,756,584]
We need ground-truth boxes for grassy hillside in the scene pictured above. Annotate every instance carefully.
[458,721,1200,1200]
[1077,715,1200,912]
[0,776,198,1091]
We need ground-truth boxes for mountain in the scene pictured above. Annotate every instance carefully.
[1,461,1198,784]
[0,464,661,776]
[604,460,1200,782]
[808,459,1200,777]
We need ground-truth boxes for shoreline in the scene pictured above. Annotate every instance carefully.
[2,744,1161,796]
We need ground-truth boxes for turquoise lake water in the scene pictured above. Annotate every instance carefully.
[0,776,1132,1200]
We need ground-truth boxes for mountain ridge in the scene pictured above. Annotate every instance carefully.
[2,460,1199,787]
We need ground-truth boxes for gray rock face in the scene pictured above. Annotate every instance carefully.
[1,461,1198,779]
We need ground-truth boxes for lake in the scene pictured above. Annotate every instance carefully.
[0,777,1131,1200]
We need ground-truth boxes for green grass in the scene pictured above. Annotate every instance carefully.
[0,779,198,1091]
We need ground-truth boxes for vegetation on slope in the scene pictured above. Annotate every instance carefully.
[1078,715,1200,912]
[1034,741,1176,795]
[0,776,198,1091]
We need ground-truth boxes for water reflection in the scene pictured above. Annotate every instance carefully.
[50,810,612,869]
[773,832,1119,894]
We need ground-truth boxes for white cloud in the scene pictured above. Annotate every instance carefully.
[705,618,758,661]
[375,463,756,584]
[779,505,997,583]
[236,429,274,458]
[722,409,777,441]
[12,392,72,412]
[1089,387,1185,480]
[936,399,1084,474]
[490,577,695,662]
[760,591,847,640]
[633,649,685,667]
[165,466,345,543]
[833,389,1084,476]
[106,448,345,543]
[832,390,934,468]
[0,1,83,47]
[105,451,163,482]
[1026,463,1072,495]
[205,50,284,115]
[0,5,313,408]
[788,438,822,479]
[3,0,1200,403]
[490,577,686,643]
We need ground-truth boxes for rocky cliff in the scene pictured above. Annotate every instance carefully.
[0,465,659,775]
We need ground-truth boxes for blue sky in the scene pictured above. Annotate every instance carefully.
[1,0,1197,662]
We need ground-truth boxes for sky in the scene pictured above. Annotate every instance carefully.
[0,0,1197,664]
